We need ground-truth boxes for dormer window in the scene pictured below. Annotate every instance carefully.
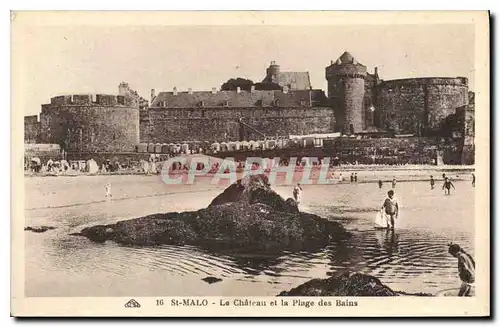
[272,99,280,107]
[223,100,229,107]
[199,101,205,107]
[300,100,307,106]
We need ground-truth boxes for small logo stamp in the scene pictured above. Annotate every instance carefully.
[124,299,141,308]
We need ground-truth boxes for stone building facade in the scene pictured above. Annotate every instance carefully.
[24,51,474,164]
[37,94,140,153]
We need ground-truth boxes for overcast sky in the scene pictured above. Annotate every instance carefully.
[18,24,474,116]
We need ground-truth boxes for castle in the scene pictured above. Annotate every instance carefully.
[24,51,475,164]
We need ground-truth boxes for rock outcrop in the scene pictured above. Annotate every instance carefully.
[77,174,350,251]
[25,226,57,233]
[278,271,433,296]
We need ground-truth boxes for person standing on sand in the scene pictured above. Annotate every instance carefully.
[442,177,455,195]
[350,173,354,183]
[391,178,397,189]
[354,173,358,182]
[339,173,343,183]
[430,175,435,190]
[293,183,303,204]
[378,180,383,189]
[448,243,475,296]
[472,173,476,187]
[381,190,398,230]
[105,183,112,197]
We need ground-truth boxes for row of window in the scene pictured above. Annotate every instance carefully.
[156,99,310,108]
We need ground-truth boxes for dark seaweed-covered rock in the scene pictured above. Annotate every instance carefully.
[278,271,433,296]
[78,174,350,251]
[202,277,223,284]
[25,226,57,233]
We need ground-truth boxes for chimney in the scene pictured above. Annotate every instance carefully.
[212,87,217,94]
[150,89,156,102]
[330,60,334,65]
[173,86,178,96]
[283,85,289,94]
[236,86,241,94]
[250,85,255,93]
[374,67,379,76]
[188,88,193,95]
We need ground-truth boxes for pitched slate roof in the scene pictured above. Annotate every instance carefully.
[276,72,311,90]
[150,89,328,108]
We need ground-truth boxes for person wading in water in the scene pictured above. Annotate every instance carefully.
[381,190,399,230]
[442,177,455,195]
[448,243,475,296]
[293,183,303,205]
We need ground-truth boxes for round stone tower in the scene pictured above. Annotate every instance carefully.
[265,61,281,84]
[325,52,367,134]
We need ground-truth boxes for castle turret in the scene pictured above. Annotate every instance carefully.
[326,51,367,134]
[265,61,281,84]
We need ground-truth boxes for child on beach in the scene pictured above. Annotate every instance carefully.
[381,190,399,230]
[105,183,112,197]
[391,178,397,189]
[293,183,303,204]
[442,177,455,195]
[430,175,435,190]
[448,243,475,296]
[378,180,383,189]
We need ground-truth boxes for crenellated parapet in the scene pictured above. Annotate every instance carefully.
[47,94,139,108]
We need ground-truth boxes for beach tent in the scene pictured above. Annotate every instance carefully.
[168,143,175,152]
[86,159,99,174]
[154,143,162,153]
[147,143,155,153]
[211,142,221,152]
[227,142,237,151]
[240,141,250,150]
[220,142,229,152]
[248,140,258,150]
[265,140,276,149]
[181,143,190,153]
[161,143,169,153]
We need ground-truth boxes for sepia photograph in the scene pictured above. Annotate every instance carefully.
[11,10,490,317]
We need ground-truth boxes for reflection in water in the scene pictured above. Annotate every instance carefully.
[25,179,474,297]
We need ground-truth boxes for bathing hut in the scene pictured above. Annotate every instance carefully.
[137,143,148,153]
[147,143,155,153]
[240,141,249,150]
[168,143,175,153]
[161,143,169,153]
[248,140,258,150]
[154,143,162,153]
[181,143,190,153]
[303,137,315,148]
[227,142,236,151]
[220,142,229,152]
[265,140,276,150]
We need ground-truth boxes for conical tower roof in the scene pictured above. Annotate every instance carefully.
[335,51,363,65]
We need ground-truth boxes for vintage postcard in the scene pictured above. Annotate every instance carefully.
[11,11,490,317]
